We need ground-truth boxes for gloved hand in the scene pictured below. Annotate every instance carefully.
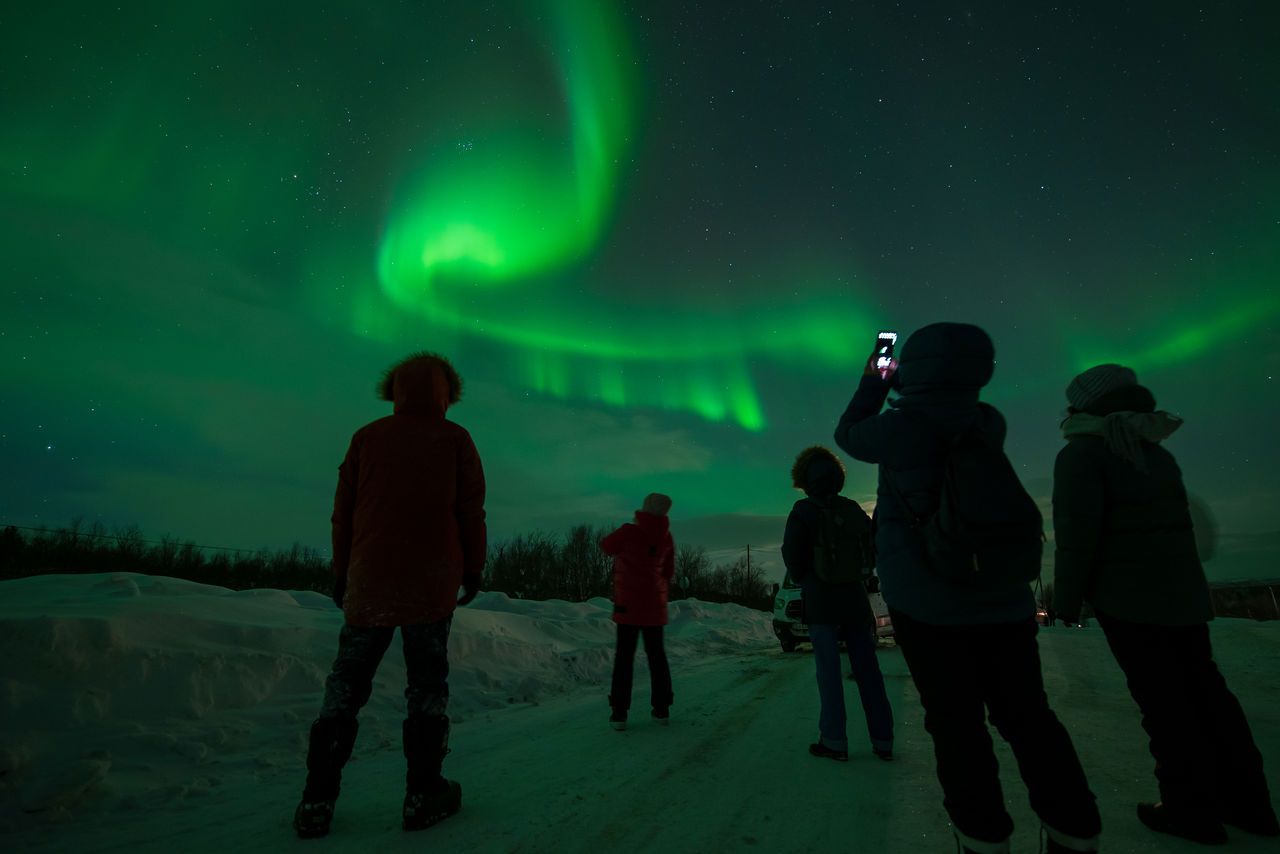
[865,574,881,594]
[457,574,482,607]
[332,575,347,610]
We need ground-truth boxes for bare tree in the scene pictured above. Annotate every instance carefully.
[674,543,711,599]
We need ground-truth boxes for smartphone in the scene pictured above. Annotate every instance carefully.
[874,330,898,375]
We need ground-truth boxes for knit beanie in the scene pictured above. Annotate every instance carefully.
[1066,364,1138,412]
[641,493,672,516]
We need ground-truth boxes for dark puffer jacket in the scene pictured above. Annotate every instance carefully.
[834,322,1035,625]
[332,359,487,627]
[781,456,875,627]
[1053,388,1212,625]
[602,512,675,626]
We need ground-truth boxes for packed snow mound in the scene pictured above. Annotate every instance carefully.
[0,572,773,822]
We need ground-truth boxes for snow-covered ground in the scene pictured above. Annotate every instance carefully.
[1,573,1277,853]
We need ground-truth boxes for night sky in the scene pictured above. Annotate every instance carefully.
[2,2,1277,578]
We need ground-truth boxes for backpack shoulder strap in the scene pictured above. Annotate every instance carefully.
[882,468,926,527]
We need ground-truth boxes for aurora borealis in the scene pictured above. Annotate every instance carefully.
[2,2,1277,576]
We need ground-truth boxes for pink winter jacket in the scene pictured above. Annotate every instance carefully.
[602,512,675,626]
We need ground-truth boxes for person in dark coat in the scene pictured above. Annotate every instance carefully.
[602,492,676,730]
[1054,364,1278,844]
[294,352,487,839]
[834,322,1101,854]
[781,446,894,762]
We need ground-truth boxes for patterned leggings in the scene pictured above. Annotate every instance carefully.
[319,617,451,720]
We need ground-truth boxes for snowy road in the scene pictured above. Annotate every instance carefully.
[3,574,1277,853]
[18,630,1279,854]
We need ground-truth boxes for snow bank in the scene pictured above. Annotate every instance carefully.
[0,572,773,825]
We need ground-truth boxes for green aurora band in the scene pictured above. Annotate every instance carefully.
[373,0,879,431]
[370,0,1280,430]
[4,2,1274,437]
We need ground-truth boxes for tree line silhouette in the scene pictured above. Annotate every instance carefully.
[0,521,774,611]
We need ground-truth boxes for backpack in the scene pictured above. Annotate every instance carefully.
[811,496,875,585]
[888,422,1044,588]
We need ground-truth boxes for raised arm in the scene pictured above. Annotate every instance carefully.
[600,524,632,556]
[834,374,895,463]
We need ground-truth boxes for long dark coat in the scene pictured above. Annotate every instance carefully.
[1053,432,1212,625]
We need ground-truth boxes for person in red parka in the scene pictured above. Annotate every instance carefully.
[294,352,486,840]
[602,492,676,730]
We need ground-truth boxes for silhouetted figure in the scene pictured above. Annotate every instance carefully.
[602,493,675,730]
[1054,364,1278,844]
[294,352,486,839]
[781,445,894,762]
[835,323,1101,854]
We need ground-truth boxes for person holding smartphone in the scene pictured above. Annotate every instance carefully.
[834,323,1101,854]
[602,492,677,730]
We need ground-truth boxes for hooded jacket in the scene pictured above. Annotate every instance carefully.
[834,322,1035,625]
[332,359,486,627]
[602,512,675,626]
[781,455,875,627]
[1053,389,1211,625]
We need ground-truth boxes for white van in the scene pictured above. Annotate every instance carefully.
[771,569,893,652]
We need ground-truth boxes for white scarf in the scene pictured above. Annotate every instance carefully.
[1061,410,1183,471]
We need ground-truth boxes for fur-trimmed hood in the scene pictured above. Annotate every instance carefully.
[378,352,463,416]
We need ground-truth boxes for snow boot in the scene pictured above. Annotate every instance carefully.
[873,746,893,761]
[294,800,335,839]
[610,708,627,731]
[952,827,1010,854]
[651,707,670,726]
[808,742,848,762]
[1041,823,1100,852]
[294,716,358,838]
[1219,801,1280,837]
[402,714,462,832]
[1136,802,1227,845]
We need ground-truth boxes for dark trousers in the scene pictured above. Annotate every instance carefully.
[809,622,894,752]
[320,618,452,721]
[891,609,1101,844]
[1097,613,1271,813]
[609,624,673,711]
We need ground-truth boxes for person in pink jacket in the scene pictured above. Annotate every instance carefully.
[601,493,676,730]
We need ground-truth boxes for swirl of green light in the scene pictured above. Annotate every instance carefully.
[374,0,877,430]
[378,0,631,292]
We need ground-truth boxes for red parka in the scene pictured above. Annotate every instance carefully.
[602,512,675,626]
[331,360,486,627]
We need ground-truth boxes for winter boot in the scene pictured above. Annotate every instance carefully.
[808,742,848,762]
[294,716,358,839]
[952,827,1010,854]
[1042,823,1100,852]
[651,707,670,726]
[1136,802,1227,845]
[609,708,628,731]
[402,715,462,832]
